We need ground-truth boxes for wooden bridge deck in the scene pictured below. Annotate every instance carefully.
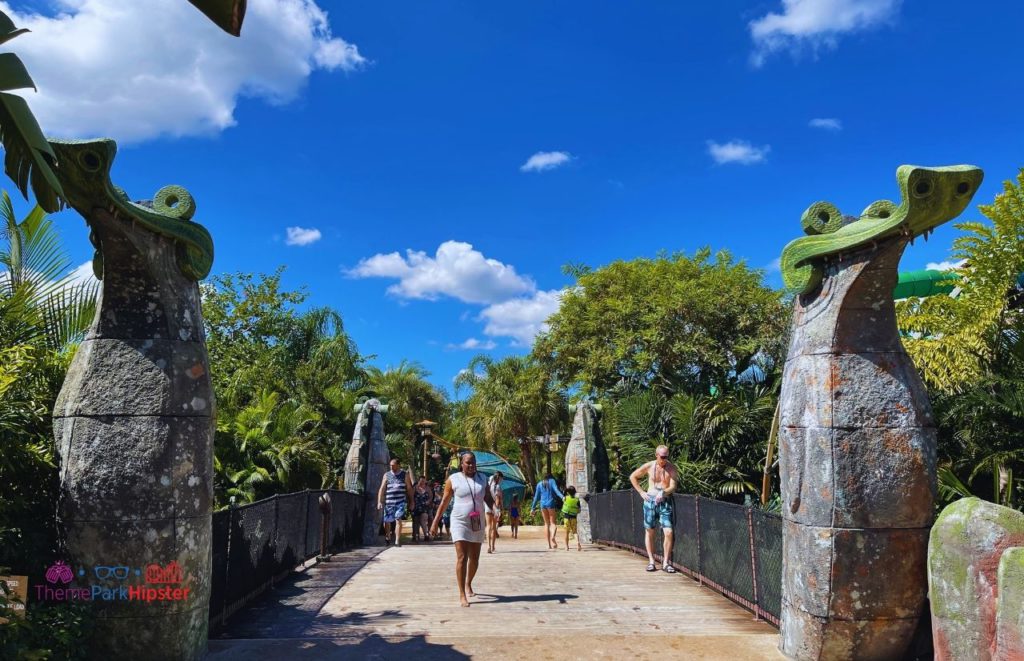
[208,526,781,660]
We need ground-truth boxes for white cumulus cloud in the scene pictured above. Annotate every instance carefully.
[348,240,535,305]
[447,337,497,351]
[809,118,843,131]
[480,289,563,346]
[66,260,99,286]
[707,140,770,165]
[925,260,966,272]
[285,226,322,246]
[0,0,366,143]
[520,151,573,173]
[749,0,902,66]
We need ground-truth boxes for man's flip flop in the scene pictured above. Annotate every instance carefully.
[664,565,677,574]
[646,563,656,572]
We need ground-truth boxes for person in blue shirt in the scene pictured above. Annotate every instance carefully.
[530,472,565,549]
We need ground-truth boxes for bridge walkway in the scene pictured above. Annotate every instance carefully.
[207,526,781,660]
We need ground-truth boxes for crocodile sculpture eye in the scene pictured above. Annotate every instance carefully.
[79,150,103,173]
[912,178,933,198]
[955,181,972,197]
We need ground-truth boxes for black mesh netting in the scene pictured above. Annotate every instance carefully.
[274,493,307,575]
[209,488,369,628]
[209,509,229,621]
[588,492,611,541]
[224,497,278,607]
[671,495,699,572]
[697,498,755,603]
[610,490,636,548]
[751,509,783,621]
[581,489,783,625]
[305,490,326,557]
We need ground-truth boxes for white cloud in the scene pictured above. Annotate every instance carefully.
[809,118,843,131]
[480,289,563,346]
[749,0,902,66]
[285,226,322,246]
[765,257,782,273]
[447,337,497,351]
[67,261,99,287]
[926,260,966,272]
[520,151,573,173]
[1,0,366,143]
[348,240,535,305]
[707,140,770,165]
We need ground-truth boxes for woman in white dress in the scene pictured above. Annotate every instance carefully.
[431,452,495,607]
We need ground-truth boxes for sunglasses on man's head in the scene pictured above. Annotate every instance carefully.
[657,454,669,459]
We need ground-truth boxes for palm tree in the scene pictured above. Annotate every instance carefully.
[364,360,447,468]
[0,191,97,571]
[455,355,568,487]
[216,390,328,503]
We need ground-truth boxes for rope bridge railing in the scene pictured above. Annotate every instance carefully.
[588,490,782,626]
[208,489,364,629]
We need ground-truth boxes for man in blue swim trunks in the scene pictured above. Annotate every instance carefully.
[630,445,678,573]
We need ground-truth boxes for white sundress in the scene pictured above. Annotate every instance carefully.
[448,471,488,544]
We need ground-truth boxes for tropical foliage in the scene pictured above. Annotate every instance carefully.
[898,169,1024,510]
[454,355,568,488]
[0,193,97,575]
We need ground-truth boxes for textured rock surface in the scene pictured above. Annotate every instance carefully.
[344,399,389,545]
[54,207,214,660]
[929,498,1024,661]
[564,401,610,543]
[779,239,936,660]
[997,547,1024,660]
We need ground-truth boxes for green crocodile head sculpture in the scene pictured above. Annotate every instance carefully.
[48,138,214,281]
[780,165,983,294]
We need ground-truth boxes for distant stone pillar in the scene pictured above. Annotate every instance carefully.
[344,399,390,545]
[565,400,609,543]
[53,203,214,657]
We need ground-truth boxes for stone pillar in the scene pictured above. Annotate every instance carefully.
[54,207,214,660]
[997,547,1024,660]
[779,241,936,659]
[565,401,609,544]
[344,399,389,545]
[928,497,1024,661]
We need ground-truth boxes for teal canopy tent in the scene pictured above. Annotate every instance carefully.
[456,449,527,505]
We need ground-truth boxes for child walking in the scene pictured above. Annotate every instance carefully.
[562,486,582,551]
[509,495,521,539]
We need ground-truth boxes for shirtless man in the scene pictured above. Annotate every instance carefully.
[629,445,678,573]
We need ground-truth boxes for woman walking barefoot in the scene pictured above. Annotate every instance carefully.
[530,473,565,549]
[431,452,495,607]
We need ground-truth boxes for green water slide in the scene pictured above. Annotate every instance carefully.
[893,269,961,299]
[893,268,1024,300]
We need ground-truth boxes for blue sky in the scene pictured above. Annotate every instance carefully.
[7,0,1024,391]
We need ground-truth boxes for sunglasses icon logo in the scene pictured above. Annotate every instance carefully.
[93,566,130,580]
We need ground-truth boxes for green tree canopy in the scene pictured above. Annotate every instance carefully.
[534,248,786,395]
